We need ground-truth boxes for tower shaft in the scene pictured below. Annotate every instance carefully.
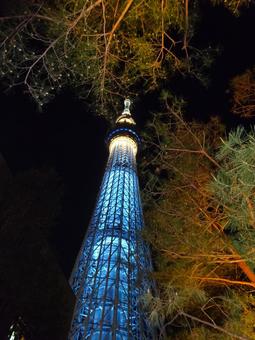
[69,103,152,340]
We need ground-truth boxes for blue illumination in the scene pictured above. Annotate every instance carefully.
[69,127,152,339]
[106,127,141,146]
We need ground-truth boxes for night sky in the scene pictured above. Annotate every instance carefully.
[1,2,255,276]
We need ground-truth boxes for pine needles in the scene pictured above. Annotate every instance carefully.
[141,105,255,339]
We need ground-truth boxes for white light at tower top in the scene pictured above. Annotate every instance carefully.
[109,135,138,156]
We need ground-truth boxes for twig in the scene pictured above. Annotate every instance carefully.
[180,312,250,340]
[183,0,190,69]
[100,0,134,93]
[194,276,255,289]
[24,35,62,86]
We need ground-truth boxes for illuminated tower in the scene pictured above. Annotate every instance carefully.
[69,99,152,339]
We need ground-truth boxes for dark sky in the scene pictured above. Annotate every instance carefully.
[1,2,255,276]
[0,88,108,274]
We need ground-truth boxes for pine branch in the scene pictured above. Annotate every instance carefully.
[194,276,255,289]
[180,312,250,340]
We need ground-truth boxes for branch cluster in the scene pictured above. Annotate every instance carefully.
[0,0,190,115]
[140,100,255,339]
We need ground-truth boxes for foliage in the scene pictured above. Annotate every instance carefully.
[211,127,255,272]
[0,0,218,116]
[141,101,255,339]
[211,0,252,15]
[229,68,255,118]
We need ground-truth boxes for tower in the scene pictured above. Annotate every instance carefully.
[69,99,152,339]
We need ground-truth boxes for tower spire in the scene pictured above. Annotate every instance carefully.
[122,98,131,115]
[116,98,135,126]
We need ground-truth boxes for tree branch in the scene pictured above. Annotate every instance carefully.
[180,312,249,340]
[100,0,134,94]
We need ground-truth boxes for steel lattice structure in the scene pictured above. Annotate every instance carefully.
[69,100,152,340]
